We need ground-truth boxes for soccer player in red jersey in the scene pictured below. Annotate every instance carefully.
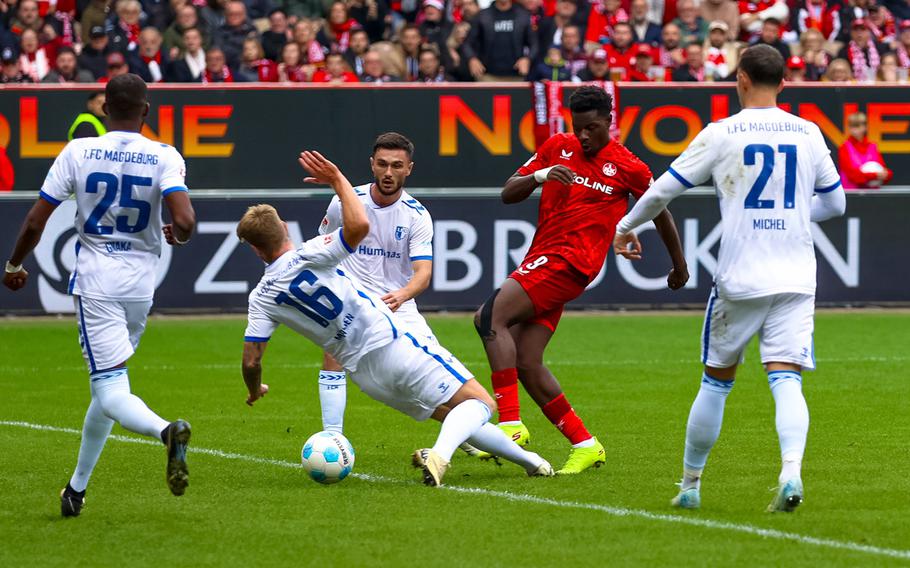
[473,86,689,474]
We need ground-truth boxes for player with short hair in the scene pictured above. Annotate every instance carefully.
[315,132,437,435]
[240,151,553,486]
[613,45,846,511]
[474,86,689,474]
[2,74,197,517]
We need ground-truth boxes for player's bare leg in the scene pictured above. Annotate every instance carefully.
[765,362,808,513]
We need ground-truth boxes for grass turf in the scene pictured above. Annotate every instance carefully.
[0,312,908,567]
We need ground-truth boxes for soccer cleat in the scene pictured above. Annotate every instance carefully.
[164,419,192,496]
[499,422,531,448]
[671,487,701,510]
[556,438,606,474]
[527,459,555,477]
[60,484,85,517]
[411,448,450,487]
[767,478,804,513]
[459,442,484,457]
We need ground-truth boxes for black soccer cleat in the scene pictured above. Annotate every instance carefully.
[163,419,192,496]
[60,483,86,517]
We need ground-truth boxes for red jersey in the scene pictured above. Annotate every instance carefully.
[517,133,652,281]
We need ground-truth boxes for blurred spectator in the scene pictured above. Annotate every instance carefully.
[882,0,910,20]
[237,36,278,80]
[837,18,885,81]
[19,29,51,82]
[876,51,900,80]
[700,0,740,40]
[1,46,33,83]
[838,0,873,42]
[456,0,482,23]
[630,0,662,45]
[359,47,401,82]
[81,0,111,44]
[628,43,656,80]
[560,25,587,78]
[538,0,576,53]
[79,26,112,79]
[673,0,708,46]
[750,17,791,59]
[839,111,892,189]
[68,92,106,140]
[284,0,332,21]
[397,23,422,80]
[795,0,842,42]
[658,21,686,67]
[277,41,309,80]
[671,42,705,80]
[244,0,274,20]
[10,0,43,37]
[216,1,257,70]
[348,0,388,43]
[602,21,635,77]
[344,28,370,75]
[799,27,832,79]
[465,0,537,81]
[100,51,130,82]
[577,46,609,79]
[42,46,94,82]
[528,45,573,79]
[443,21,473,81]
[261,8,290,60]
[138,27,170,82]
[312,51,360,81]
[785,55,808,81]
[166,27,207,81]
[823,57,854,80]
[586,0,630,50]
[109,0,144,53]
[705,20,737,80]
[294,20,326,68]
[739,0,789,42]
[202,46,235,81]
[318,1,362,53]
[419,0,452,52]
[164,5,209,58]
[416,47,451,81]
[866,4,896,44]
[895,20,910,70]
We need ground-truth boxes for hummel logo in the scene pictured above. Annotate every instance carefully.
[560,149,574,159]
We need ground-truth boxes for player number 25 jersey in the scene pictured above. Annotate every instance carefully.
[666,107,841,300]
[40,131,188,301]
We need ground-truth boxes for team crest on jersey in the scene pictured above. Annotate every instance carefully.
[324,235,333,245]
[395,226,409,241]
[602,162,617,176]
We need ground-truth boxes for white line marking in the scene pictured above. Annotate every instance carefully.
[2,419,908,562]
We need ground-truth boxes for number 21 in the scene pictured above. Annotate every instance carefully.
[743,144,797,210]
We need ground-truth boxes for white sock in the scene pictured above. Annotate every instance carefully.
[91,368,169,440]
[432,399,491,462]
[318,370,346,433]
[683,373,734,486]
[467,423,544,471]
[769,370,809,483]
[69,398,114,492]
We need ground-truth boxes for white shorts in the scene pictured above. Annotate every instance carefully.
[75,295,152,374]
[392,309,438,345]
[350,332,473,421]
[701,289,816,370]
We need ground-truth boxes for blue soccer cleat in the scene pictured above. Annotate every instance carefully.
[671,486,701,510]
[767,478,804,513]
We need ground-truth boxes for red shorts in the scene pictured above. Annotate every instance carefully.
[508,254,589,332]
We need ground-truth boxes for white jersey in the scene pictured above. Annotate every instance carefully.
[318,184,433,315]
[244,229,399,372]
[666,107,841,300]
[40,131,188,301]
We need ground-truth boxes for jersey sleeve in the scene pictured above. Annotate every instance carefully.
[300,227,354,267]
[664,124,717,188]
[516,135,557,176]
[244,301,278,342]
[160,146,188,196]
[409,208,434,262]
[626,159,654,199]
[39,143,76,205]
[317,196,342,236]
[811,126,842,193]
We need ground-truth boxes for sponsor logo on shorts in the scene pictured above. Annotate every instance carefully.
[437,382,451,394]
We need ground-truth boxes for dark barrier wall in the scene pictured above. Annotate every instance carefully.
[0,84,908,190]
[0,193,903,314]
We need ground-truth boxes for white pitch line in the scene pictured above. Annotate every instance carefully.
[2,420,908,562]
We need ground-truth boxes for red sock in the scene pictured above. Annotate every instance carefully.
[491,368,521,423]
[542,393,593,445]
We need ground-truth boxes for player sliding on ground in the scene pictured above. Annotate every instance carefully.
[613,45,846,512]
[474,86,689,474]
[2,74,197,517]
[239,151,553,486]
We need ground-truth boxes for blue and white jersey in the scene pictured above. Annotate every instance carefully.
[665,107,842,300]
[244,229,398,372]
[40,131,187,301]
[318,184,433,315]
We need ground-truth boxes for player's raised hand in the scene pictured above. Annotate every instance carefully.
[381,289,410,312]
[667,265,689,290]
[299,151,342,185]
[547,165,575,185]
[613,231,642,260]
[2,267,29,291]
[246,383,269,407]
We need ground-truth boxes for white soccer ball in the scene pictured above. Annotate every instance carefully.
[860,161,885,187]
[301,431,355,484]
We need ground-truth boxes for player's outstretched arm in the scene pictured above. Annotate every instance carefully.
[652,209,690,290]
[242,341,270,407]
[381,259,432,312]
[810,188,846,222]
[501,165,574,204]
[163,191,196,246]
[3,197,58,291]
[299,150,369,248]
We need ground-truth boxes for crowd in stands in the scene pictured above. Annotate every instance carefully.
[0,0,908,83]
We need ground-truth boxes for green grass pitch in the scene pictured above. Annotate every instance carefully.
[1,312,908,567]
